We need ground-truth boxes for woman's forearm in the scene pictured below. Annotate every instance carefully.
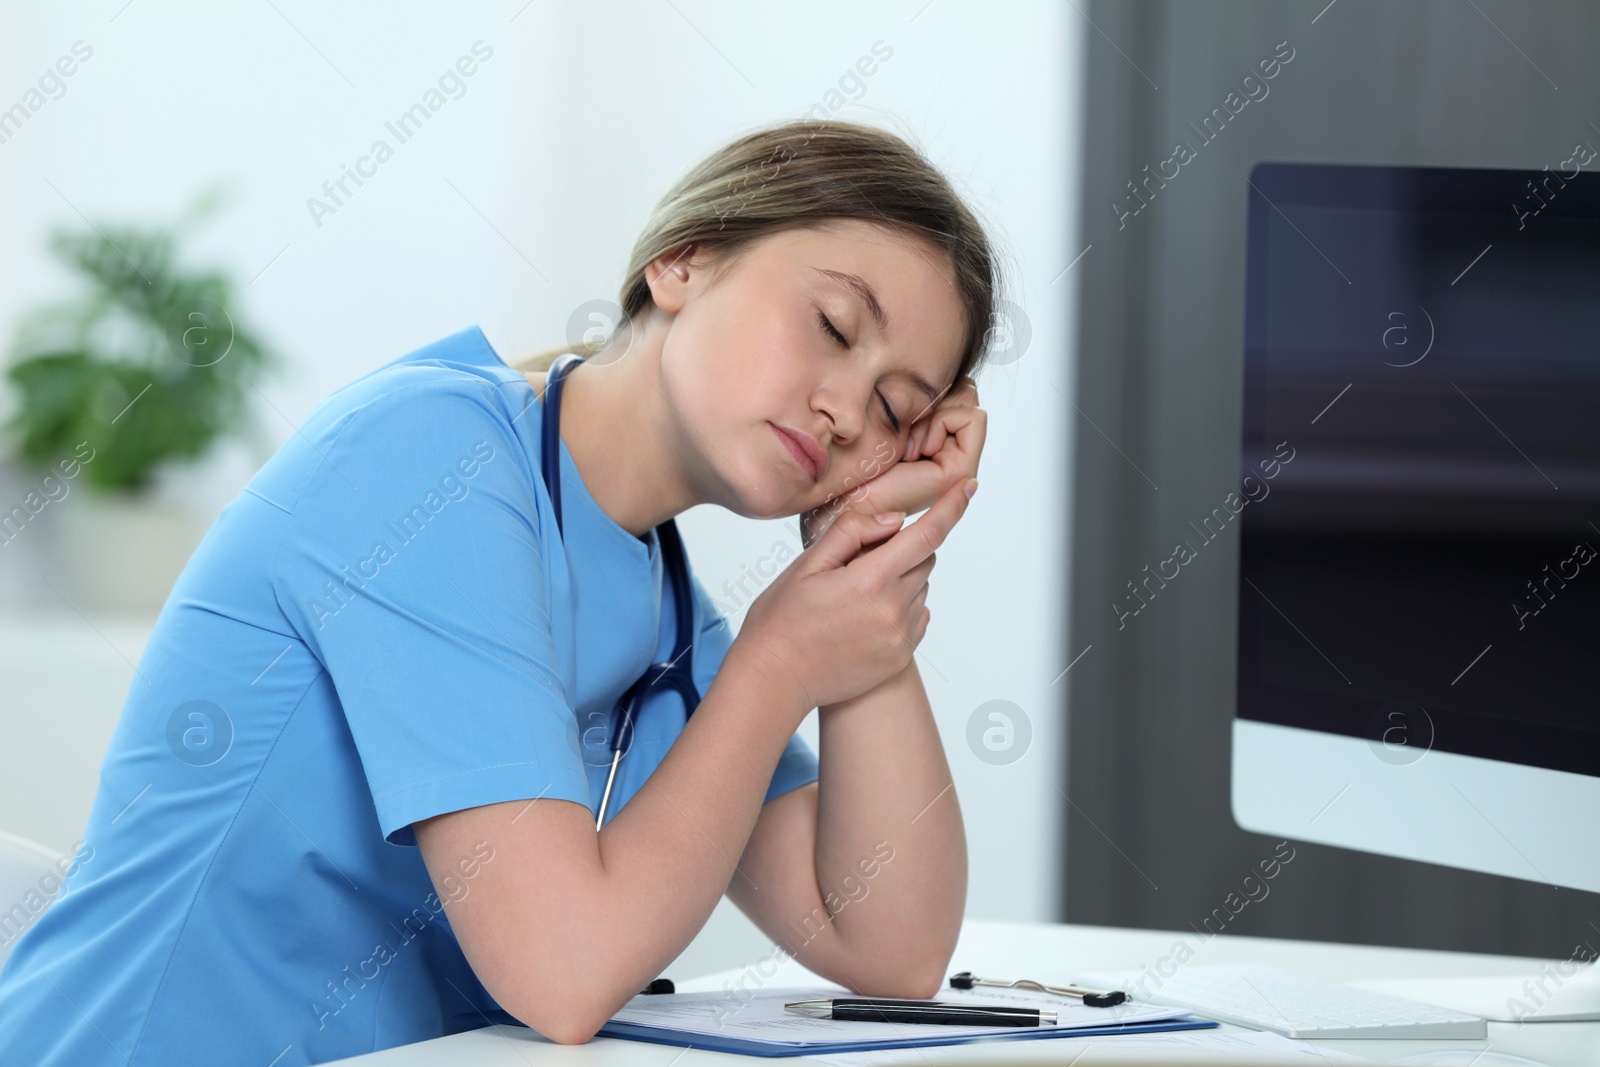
[436,648,812,1043]
[589,651,813,988]
[814,657,968,994]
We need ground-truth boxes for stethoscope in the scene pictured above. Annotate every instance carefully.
[540,353,703,830]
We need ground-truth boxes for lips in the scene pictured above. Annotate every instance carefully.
[771,424,828,482]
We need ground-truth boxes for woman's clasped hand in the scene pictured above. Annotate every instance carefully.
[737,477,977,712]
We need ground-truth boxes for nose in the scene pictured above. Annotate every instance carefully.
[813,373,869,447]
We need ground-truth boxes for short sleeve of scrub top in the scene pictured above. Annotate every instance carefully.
[272,375,593,844]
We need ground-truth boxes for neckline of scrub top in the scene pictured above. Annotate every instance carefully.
[470,325,660,568]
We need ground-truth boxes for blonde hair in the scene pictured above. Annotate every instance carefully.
[517,118,1005,386]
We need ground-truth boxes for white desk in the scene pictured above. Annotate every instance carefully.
[329,919,1600,1066]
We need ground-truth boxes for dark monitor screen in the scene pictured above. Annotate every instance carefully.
[1238,161,1600,777]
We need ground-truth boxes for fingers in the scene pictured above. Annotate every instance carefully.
[907,375,978,458]
[903,552,935,590]
[897,582,930,651]
[944,377,979,413]
[807,507,904,570]
[911,402,986,463]
[918,374,978,421]
[909,580,930,621]
[911,417,944,461]
[851,477,975,581]
[908,422,928,461]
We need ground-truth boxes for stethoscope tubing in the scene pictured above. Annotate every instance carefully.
[539,354,702,829]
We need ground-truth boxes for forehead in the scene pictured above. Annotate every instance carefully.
[741,220,968,390]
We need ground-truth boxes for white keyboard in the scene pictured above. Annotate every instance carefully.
[1074,964,1487,1039]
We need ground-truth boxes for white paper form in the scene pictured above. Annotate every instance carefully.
[607,985,1196,1050]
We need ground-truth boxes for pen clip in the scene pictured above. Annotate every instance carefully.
[948,971,1128,1008]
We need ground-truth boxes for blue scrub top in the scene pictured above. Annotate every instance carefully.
[0,326,819,1066]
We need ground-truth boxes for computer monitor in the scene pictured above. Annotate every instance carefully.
[1230,161,1600,1019]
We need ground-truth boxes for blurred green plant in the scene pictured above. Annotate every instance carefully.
[3,191,274,493]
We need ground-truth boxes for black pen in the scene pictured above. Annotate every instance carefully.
[785,998,1057,1027]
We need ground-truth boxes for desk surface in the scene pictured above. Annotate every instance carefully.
[329,919,1600,1066]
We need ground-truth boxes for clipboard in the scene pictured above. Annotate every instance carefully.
[592,1014,1220,1056]
[460,984,1217,1056]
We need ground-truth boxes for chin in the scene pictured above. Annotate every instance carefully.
[740,492,806,523]
[719,434,817,519]
[729,473,812,522]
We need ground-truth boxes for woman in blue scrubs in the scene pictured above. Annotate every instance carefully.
[0,119,997,1064]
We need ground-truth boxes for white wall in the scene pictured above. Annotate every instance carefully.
[0,0,1082,977]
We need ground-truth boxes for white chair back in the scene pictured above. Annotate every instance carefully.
[0,830,69,967]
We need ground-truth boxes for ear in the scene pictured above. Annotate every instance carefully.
[643,243,699,315]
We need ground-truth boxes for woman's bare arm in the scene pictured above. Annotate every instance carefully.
[727,658,966,996]
[414,650,809,1044]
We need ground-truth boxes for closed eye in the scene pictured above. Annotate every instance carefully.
[817,310,902,433]
[817,309,848,348]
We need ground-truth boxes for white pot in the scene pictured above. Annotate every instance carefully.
[51,492,200,615]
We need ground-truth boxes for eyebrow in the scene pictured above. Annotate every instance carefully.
[813,267,943,406]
